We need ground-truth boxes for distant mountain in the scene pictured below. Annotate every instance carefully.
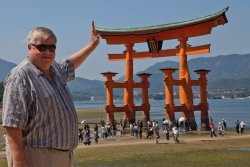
[0,59,16,81]
[67,77,105,96]
[0,58,105,99]
[188,54,250,81]
[118,54,250,93]
[1,54,250,97]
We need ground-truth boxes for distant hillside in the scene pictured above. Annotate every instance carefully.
[207,78,250,90]
[118,54,250,93]
[1,54,250,97]
[67,77,105,96]
[0,59,16,81]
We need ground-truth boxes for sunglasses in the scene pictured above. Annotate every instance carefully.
[31,44,56,52]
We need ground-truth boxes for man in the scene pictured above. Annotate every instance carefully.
[222,118,227,130]
[234,120,240,134]
[2,21,100,167]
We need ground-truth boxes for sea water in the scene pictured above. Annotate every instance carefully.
[74,98,250,129]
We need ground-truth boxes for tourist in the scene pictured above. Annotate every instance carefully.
[94,124,99,144]
[154,122,160,144]
[209,117,217,138]
[111,120,117,137]
[119,123,124,137]
[83,134,92,146]
[172,124,180,144]
[162,118,170,140]
[2,21,99,167]
[133,123,139,139]
[234,120,240,134]
[185,119,190,132]
[217,122,224,137]
[84,123,90,134]
[179,120,184,132]
[106,123,112,137]
[94,131,99,144]
[94,123,99,132]
[79,128,84,142]
[146,123,154,139]
[222,119,227,130]
[176,119,180,131]
[130,123,134,136]
[101,124,108,140]
[138,120,143,139]
[240,121,246,134]
[84,124,91,138]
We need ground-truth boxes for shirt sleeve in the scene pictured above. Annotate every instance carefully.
[2,73,31,129]
[58,59,75,82]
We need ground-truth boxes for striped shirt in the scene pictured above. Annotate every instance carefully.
[2,59,78,150]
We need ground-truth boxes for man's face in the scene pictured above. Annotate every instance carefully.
[28,38,56,73]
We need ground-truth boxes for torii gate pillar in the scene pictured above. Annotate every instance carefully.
[195,69,210,130]
[160,68,177,125]
[101,72,117,124]
[137,73,151,126]
[179,38,197,130]
[124,44,135,124]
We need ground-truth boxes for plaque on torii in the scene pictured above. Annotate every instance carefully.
[96,7,228,130]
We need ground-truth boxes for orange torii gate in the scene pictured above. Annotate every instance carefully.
[96,7,228,130]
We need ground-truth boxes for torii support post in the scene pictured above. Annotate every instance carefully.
[195,69,210,130]
[178,38,197,130]
[137,73,151,126]
[160,68,177,125]
[123,44,135,124]
[101,72,118,124]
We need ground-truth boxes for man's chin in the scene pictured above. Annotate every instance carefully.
[42,58,54,63]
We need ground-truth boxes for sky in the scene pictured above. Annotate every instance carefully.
[0,0,250,80]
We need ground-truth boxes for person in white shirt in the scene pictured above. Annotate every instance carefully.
[172,124,180,144]
[240,121,246,134]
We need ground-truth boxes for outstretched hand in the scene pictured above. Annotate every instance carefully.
[90,21,100,48]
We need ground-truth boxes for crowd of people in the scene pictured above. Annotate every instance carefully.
[78,117,247,146]
[78,118,191,146]
[209,117,247,138]
[234,120,247,134]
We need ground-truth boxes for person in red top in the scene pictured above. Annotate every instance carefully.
[209,117,217,138]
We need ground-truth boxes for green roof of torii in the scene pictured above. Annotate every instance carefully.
[95,6,228,36]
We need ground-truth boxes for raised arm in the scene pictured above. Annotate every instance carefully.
[69,21,100,69]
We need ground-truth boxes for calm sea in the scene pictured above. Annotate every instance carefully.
[74,99,250,129]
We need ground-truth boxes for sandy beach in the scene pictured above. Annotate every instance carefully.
[77,130,250,148]
[1,130,249,166]
[73,130,250,151]
[0,109,249,166]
